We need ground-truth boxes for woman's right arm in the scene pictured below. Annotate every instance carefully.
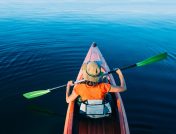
[109,69,127,93]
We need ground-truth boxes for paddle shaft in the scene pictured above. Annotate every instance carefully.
[108,64,137,74]
[49,79,85,91]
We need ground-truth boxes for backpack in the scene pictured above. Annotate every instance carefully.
[79,95,112,118]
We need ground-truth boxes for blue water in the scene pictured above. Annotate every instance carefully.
[0,1,176,134]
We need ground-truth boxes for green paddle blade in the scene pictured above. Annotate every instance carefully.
[23,90,50,99]
[136,52,167,67]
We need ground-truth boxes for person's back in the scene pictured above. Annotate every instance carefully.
[74,82,111,101]
[66,61,127,103]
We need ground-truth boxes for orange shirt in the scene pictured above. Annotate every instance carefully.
[74,83,111,101]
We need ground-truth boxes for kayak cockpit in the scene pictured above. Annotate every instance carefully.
[78,97,112,118]
[72,93,121,134]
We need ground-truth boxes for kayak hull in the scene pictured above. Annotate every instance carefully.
[64,43,129,134]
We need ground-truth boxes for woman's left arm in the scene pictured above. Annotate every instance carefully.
[66,81,79,103]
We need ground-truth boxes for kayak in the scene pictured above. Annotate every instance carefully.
[64,43,130,134]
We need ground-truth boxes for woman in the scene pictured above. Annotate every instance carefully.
[66,61,127,103]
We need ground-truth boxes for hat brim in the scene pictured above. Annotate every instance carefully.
[84,74,100,82]
[81,62,101,82]
[82,70,103,82]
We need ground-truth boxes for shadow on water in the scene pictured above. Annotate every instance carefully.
[26,104,65,118]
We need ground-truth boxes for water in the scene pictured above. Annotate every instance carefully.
[0,1,176,134]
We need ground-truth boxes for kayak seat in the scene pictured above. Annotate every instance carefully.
[78,94,112,118]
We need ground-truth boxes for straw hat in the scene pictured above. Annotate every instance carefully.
[81,61,101,82]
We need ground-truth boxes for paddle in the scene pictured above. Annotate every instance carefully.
[23,52,167,99]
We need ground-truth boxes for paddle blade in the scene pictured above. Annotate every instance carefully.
[136,52,167,67]
[23,90,50,99]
